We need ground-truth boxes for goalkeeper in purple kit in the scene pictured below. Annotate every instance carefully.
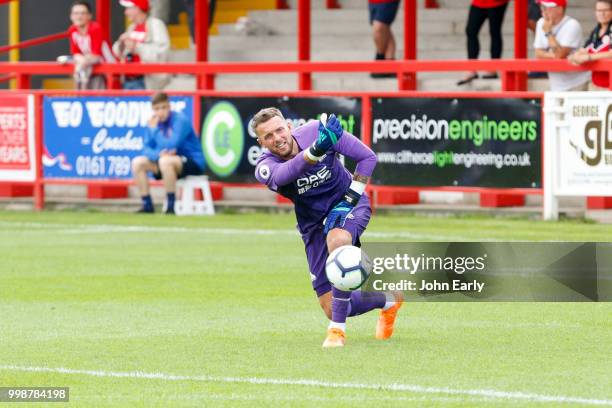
[253,107,403,348]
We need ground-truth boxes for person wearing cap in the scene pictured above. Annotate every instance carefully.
[569,0,612,89]
[534,0,591,91]
[112,0,170,90]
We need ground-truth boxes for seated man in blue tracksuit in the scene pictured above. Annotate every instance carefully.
[132,92,205,214]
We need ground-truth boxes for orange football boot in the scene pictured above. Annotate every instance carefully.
[322,328,346,348]
[375,292,404,340]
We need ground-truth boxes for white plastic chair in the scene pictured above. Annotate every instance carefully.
[175,176,215,216]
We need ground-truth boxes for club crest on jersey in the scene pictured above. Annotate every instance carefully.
[258,164,270,180]
[296,166,331,194]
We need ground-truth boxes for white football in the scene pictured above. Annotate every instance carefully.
[325,245,371,291]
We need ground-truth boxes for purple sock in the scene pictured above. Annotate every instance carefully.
[347,291,386,317]
[331,287,351,324]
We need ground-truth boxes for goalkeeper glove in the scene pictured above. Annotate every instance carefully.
[306,113,343,162]
[323,180,366,234]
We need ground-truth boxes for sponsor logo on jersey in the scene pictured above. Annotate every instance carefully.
[296,166,331,194]
[258,164,270,180]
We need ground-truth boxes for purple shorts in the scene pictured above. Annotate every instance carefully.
[302,195,372,298]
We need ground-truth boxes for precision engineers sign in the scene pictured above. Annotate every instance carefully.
[370,97,542,188]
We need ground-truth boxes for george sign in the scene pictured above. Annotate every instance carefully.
[43,96,193,179]
[200,96,362,182]
[0,94,36,181]
[551,93,612,194]
[370,97,542,188]
[544,92,612,219]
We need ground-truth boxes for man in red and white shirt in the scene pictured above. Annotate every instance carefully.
[113,0,170,90]
[68,1,115,89]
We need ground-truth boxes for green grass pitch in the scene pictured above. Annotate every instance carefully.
[0,210,611,407]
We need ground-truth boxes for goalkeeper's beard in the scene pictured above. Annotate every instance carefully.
[274,136,295,159]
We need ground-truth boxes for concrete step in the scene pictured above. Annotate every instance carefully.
[218,20,589,37]
[167,38,531,62]
[282,0,594,9]
[188,48,526,61]
[164,71,552,92]
[202,33,522,51]
[247,7,596,23]
[219,0,277,10]
[436,0,594,7]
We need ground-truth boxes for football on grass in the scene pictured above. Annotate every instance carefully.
[325,245,371,291]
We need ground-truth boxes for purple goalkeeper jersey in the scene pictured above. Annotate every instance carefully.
[255,120,376,235]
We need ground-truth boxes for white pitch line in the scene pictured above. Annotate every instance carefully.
[0,365,610,406]
[0,221,489,241]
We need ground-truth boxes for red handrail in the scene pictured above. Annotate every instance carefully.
[0,31,69,55]
[0,59,609,92]
[0,59,602,75]
[0,73,16,83]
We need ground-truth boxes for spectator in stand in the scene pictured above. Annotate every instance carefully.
[368,0,400,79]
[67,1,115,89]
[112,0,170,90]
[528,0,549,78]
[569,0,612,89]
[457,0,509,86]
[534,0,590,91]
[132,92,205,214]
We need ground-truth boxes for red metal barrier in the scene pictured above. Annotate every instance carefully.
[403,0,417,90]
[0,31,69,55]
[298,0,311,90]
[0,89,545,211]
[0,59,607,92]
[0,73,15,83]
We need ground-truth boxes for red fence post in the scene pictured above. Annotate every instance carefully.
[16,74,30,89]
[195,0,214,90]
[513,0,528,90]
[276,0,289,9]
[424,0,439,8]
[34,94,45,210]
[401,0,417,90]
[361,95,371,147]
[96,0,110,41]
[298,0,312,90]
[326,0,340,8]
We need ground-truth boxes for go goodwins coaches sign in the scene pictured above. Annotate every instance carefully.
[370,97,542,189]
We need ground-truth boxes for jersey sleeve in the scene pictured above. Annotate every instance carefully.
[255,158,280,191]
[332,132,377,177]
[533,19,547,50]
[88,24,104,57]
[68,30,80,55]
[155,114,191,151]
[143,127,160,162]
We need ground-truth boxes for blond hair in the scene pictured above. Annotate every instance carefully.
[251,107,284,136]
